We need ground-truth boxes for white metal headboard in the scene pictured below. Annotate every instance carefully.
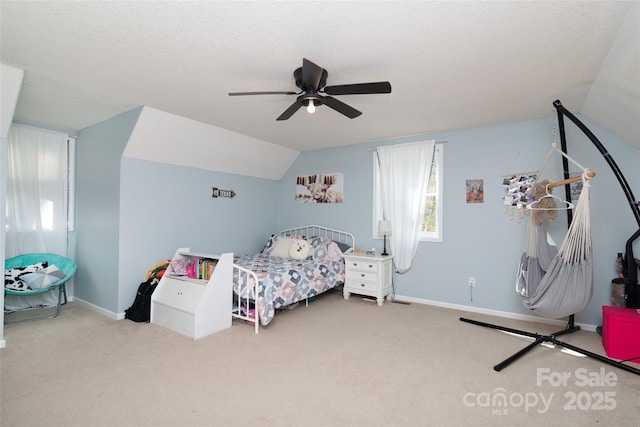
[276,224,355,249]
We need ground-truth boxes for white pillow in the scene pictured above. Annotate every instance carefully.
[270,237,296,258]
[289,239,310,260]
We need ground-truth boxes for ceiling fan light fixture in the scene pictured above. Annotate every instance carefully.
[307,100,316,114]
[301,95,320,114]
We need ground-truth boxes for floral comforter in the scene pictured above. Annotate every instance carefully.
[233,236,345,326]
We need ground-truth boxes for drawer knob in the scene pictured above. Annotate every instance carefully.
[368,264,373,268]
[361,273,365,277]
[360,283,365,287]
[353,263,358,267]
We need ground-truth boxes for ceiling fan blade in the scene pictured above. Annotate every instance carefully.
[323,96,362,119]
[323,82,392,95]
[229,91,297,96]
[302,58,325,91]
[276,101,302,121]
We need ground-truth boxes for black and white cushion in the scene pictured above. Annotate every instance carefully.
[4,261,48,291]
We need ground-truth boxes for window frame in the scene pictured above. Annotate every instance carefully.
[67,136,76,232]
[372,143,443,242]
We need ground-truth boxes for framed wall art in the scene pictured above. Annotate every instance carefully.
[466,179,484,203]
[295,173,344,203]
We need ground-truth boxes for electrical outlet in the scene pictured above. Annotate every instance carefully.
[468,276,476,287]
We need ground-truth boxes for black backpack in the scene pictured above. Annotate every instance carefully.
[125,278,159,322]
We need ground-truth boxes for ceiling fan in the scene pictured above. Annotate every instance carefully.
[229,58,392,121]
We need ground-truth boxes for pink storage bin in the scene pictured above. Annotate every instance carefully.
[602,305,640,364]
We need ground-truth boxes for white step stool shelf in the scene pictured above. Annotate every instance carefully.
[151,249,232,339]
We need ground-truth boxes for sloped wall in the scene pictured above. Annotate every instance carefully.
[123,107,299,180]
[0,64,24,139]
[582,2,640,148]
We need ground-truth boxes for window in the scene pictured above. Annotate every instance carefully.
[5,125,74,255]
[373,144,443,242]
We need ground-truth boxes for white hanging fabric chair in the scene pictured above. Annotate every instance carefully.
[516,165,594,319]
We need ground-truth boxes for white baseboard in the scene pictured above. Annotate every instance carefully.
[73,297,125,320]
[0,339,5,349]
[392,294,598,332]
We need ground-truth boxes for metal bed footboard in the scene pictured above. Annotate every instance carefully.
[232,263,260,334]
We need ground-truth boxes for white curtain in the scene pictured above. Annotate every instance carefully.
[377,140,435,273]
[5,124,69,258]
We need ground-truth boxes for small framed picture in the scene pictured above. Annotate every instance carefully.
[466,179,484,203]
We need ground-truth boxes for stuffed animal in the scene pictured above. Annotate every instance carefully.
[529,179,558,225]
[289,238,311,260]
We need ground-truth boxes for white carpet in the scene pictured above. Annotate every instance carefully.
[2,291,638,427]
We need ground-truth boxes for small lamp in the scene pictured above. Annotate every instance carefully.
[378,220,392,256]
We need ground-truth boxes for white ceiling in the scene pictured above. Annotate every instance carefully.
[1,1,639,152]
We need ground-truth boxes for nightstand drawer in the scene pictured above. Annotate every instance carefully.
[347,270,378,283]
[346,279,378,292]
[345,260,378,273]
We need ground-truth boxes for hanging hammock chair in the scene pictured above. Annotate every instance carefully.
[460,99,640,377]
[516,171,593,318]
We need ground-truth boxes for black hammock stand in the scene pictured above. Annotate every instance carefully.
[460,100,640,376]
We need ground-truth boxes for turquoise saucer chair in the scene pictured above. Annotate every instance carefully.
[4,253,77,324]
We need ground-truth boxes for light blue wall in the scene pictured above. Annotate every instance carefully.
[76,108,282,314]
[75,108,142,312]
[561,117,639,324]
[277,116,639,327]
[117,159,279,311]
[74,107,639,326]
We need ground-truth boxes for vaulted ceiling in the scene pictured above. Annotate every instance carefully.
[1,1,638,151]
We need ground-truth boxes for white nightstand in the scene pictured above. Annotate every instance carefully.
[342,253,393,305]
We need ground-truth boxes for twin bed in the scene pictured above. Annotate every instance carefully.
[232,225,355,333]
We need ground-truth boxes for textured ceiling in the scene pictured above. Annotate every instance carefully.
[1,1,638,151]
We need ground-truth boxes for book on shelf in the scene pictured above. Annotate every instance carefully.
[167,256,218,281]
[196,258,218,281]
